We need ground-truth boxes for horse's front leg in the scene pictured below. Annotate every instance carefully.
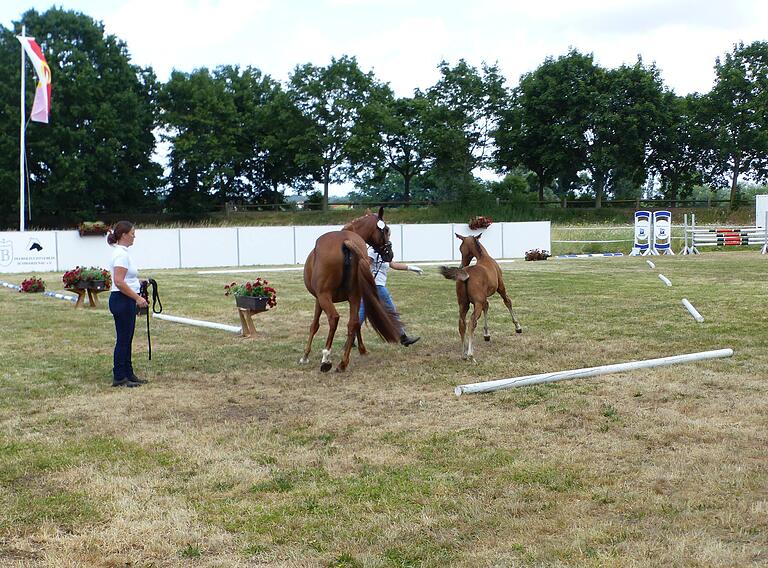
[336,296,362,372]
[483,303,490,342]
[319,296,339,372]
[300,300,322,364]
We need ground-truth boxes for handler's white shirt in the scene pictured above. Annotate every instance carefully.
[110,245,140,293]
[367,246,389,286]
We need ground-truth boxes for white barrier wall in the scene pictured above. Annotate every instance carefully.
[0,221,550,274]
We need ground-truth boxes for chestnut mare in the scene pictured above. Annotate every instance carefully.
[301,207,401,372]
[440,233,522,360]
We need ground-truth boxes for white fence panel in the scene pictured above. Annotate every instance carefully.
[294,225,344,264]
[402,224,455,261]
[131,229,181,270]
[502,221,551,258]
[238,226,295,266]
[0,231,58,272]
[55,231,112,270]
[180,228,238,268]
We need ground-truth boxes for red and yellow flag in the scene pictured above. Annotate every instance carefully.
[17,37,52,123]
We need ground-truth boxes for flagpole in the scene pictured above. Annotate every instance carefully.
[19,25,26,232]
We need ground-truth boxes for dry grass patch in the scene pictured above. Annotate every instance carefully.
[1,252,767,566]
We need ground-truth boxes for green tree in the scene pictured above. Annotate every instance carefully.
[424,59,507,202]
[348,92,434,203]
[287,55,384,210]
[698,41,768,208]
[585,59,667,207]
[647,92,702,203]
[0,8,160,227]
[159,65,302,213]
[495,50,599,204]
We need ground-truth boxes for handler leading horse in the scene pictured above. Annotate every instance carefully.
[301,207,401,372]
[440,233,522,360]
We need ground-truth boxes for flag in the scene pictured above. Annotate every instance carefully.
[17,37,51,123]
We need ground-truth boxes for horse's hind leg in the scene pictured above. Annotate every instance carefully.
[337,296,362,372]
[466,301,485,361]
[300,300,323,364]
[483,303,490,342]
[497,281,522,334]
[319,296,340,372]
[458,301,470,359]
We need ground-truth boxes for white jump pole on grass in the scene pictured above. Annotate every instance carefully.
[646,260,655,269]
[43,291,77,302]
[153,313,242,334]
[658,273,672,286]
[0,281,21,291]
[681,298,705,323]
[454,348,733,396]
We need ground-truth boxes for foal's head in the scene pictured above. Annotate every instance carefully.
[344,206,394,262]
[456,233,484,267]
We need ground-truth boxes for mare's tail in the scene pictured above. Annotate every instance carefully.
[439,266,469,281]
[345,239,400,343]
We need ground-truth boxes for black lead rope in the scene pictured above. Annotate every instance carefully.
[138,278,162,360]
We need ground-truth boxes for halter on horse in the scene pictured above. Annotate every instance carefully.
[300,207,401,372]
[440,233,522,360]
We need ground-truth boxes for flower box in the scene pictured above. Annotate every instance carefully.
[235,295,270,312]
[20,277,45,293]
[78,221,110,237]
[75,279,108,291]
[63,267,112,290]
[469,216,493,230]
[225,278,277,312]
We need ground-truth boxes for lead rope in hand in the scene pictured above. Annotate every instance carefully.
[139,279,162,360]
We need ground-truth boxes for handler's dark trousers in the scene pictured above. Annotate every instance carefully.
[109,291,136,381]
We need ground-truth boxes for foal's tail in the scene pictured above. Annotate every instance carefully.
[345,239,401,343]
[439,266,469,281]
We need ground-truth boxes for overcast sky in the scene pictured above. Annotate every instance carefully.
[3,0,767,194]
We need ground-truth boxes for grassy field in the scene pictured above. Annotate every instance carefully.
[1,252,767,567]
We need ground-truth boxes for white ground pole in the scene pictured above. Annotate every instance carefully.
[153,312,242,334]
[646,260,655,269]
[43,291,77,303]
[454,348,733,395]
[658,274,672,287]
[0,280,21,290]
[681,298,705,323]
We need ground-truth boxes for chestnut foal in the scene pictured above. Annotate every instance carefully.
[440,233,522,360]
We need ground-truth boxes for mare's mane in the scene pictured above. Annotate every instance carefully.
[342,212,377,232]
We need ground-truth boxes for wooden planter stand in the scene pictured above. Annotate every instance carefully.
[70,280,108,308]
[235,296,269,338]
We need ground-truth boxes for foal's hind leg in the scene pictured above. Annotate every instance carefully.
[300,300,323,364]
[483,303,491,342]
[465,301,485,361]
[497,280,523,334]
[458,301,470,359]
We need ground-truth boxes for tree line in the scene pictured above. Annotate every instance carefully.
[1,7,768,227]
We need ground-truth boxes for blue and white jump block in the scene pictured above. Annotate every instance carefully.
[630,210,674,256]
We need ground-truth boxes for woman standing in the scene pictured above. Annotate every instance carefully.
[107,221,148,387]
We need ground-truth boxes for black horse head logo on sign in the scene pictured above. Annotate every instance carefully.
[28,239,43,252]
